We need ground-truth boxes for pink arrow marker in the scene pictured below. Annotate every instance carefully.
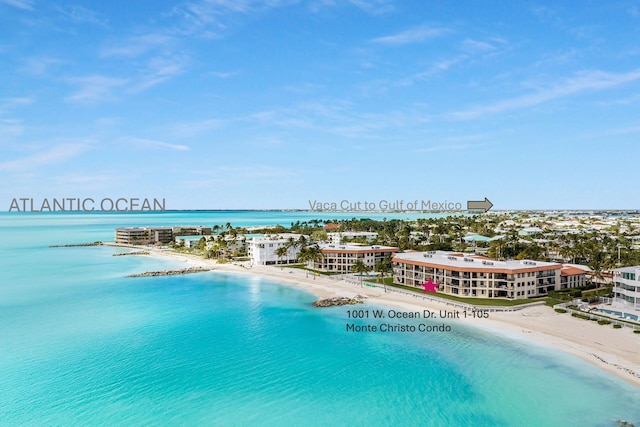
[420,278,439,293]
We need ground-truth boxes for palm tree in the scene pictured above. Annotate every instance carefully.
[275,245,288,266]
[296,235,308,249]
[375,256,393,292]
[351,260,369,287]
[196,236,207,251]
[285,236,296,251]
[306,245,324,274]
[311,230,328,243]
[297,247,311,278]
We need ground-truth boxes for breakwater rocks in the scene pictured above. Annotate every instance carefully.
[313,295,366,307]
[113,251,150,256]
[127,267,213,278]
[49,242,102,248]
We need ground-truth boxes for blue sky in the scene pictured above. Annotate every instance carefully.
[1,0,639,210]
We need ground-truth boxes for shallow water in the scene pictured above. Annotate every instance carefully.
[1,212,639,426]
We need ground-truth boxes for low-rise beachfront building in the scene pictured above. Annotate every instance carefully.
[175,235,206,248]
[310,244,399,273]
[559,265,590,289]
[518,227,544,236]
[172,226,212,236]
[116,225,211,245]
[116,227,150,244]
[323,223,341,232]
[392,251,562,299]
[248,234,307,266]
[327,231,378,244]
[613,266,640,311]
[115,226,174,244]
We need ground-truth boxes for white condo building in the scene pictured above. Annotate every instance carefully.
[311,244,398,273]
[327,231,378,244]
[613,266,640,311]
[248,234,308,266]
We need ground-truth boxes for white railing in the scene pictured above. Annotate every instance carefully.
[553,302,640,331]
[351,278,545,312]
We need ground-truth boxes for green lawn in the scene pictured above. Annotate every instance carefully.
[277,264,338,276]
[545,298,564,307]
[378,281,547,307]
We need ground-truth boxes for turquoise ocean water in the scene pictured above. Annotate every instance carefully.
[1,212,639,426]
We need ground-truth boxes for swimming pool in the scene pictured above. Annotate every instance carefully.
[598,308,639,322]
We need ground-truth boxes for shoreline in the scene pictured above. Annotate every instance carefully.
[106,243,640,388]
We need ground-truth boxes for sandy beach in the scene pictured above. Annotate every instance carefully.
[108,243,640,388]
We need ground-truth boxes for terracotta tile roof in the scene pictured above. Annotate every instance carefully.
[560,266,588,276]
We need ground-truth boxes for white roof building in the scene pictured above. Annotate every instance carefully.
[248,234,308,266]
[327,231,378,244]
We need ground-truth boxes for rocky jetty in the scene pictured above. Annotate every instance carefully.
[127,267,212,278]
[49,242,102,248]
[313,295,366,307]
[113,251,149,256]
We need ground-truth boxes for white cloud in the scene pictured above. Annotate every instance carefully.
[1,0,34,11]
[56,4,107,26]
[310,0,393,14]
[117,137,190,152]
[172,0,296,36]
[347,0,393,14]
[371,25,450,45]
[56,174,111,184]
[448,68,640,120]
[0,97,33,114]
[460,39,495,53]
[0,143,88,172]
[0,119,25,140]
[210,70,241,78]
[168,119,222,138]
[65,75,128,103]
[130,56,186,92]
[247,100,431,139]
[415,144,476,154]
[580,124,640,139]
[101,34,174,58]
[66,57,184,102]
[20,56,64,76]
[595,92,640,107]
[396,55,468,87]
[197,164,293,179]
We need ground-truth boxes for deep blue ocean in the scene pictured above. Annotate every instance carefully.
[1,211,639,426]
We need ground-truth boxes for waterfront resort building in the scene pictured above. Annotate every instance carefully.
[174,226,212,236]
[613,266,640,311]
[115,226,211,245]
[327,231,378,244]
[248,234,308,266]
[115,226,173,244]
[310,244,398,273]
[392,251,563,300]
[174,235,206,248]
[323,223,341,232]
[559,265,590,289]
